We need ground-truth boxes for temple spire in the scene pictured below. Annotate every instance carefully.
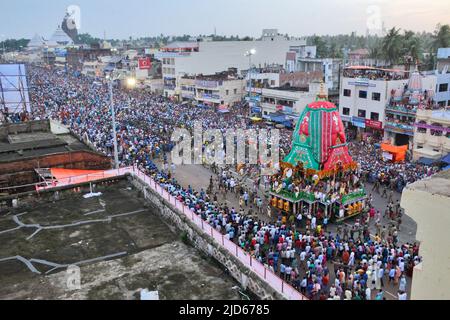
[317,80,328,100]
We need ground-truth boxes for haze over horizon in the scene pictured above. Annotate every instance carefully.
[1,0,449,39]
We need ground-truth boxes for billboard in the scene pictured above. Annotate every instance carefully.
[138,57,152,70]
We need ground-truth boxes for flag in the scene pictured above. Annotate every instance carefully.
[138,57,151,70]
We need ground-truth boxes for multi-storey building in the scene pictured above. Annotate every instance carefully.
[339,66,410,139]
[156,29,307,98]
[384,70,437,148]
[178,68,245,108]
[259,82,324,125]
[412,108,450,161]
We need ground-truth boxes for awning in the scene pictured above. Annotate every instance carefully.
[441,153,450,165]
[443,164,450,171]
[417,157,437,166]
[268,113,288,124]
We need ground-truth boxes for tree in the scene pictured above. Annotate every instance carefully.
[382,27,402,65]
[311,35,327,58]
[0,38,29,52]
[76,33,101,45]
[433,24,450,49]
[401,30,422,64]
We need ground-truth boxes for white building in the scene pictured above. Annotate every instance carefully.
[339,67,409,137]
[178,69,245,108]
[156,30,307,97]
[259,82,324,123]
[295,58,341,91]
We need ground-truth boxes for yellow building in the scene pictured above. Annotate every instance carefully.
[400,169,450,300]
[413,108,450,161]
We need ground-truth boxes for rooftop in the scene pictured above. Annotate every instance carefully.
[0,121,92,163]
[404,169,450,198]
[0,180,241,300]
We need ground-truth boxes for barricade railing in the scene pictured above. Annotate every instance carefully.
[132,166,308,300]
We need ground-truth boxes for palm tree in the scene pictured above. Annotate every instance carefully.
[402,30,422,64]
[433,24,450,50]
[382,27,402,65]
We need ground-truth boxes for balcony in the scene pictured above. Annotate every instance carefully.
[197,93,221,102]
[384,121,415,136]
[386,105,417,116]
[427,134,444,148]
[414,132,426,144]
[164,85,176,91]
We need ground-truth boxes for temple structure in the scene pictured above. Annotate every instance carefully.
[270,84,367,223]
[284,87,354,171]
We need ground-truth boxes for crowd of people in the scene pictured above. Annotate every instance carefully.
[3,65,433,300]
[348,138,439,193]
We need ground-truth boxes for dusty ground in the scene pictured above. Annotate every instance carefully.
[0,180,241,300]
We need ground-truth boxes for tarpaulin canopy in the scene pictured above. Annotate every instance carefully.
[443,164,450,171]
[417,157,437,166]
[441,153,450,165]
[50,168,105,179]
[381,143,407,162]
[268,113,288,123]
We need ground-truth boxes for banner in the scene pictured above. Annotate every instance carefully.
[365,119,383,130]
[138,57,152,70]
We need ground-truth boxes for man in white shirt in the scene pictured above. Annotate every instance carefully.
[365,286,371,300]
[329,284,337,297]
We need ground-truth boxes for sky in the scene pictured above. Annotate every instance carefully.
[0,0,449,40]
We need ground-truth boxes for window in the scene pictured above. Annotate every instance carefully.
[359,91,367,99]
[343,89,351,97]
[417,121,427,133]
[372,92,381,101]
[358,109,366,118]
[438,83,448,92]
[431,123,443,136]
[433,149,440,152]
[226,90,229,96]
[234,89,237,94]
[343,107,350,116]
[370,112,379,121]
[270,80,275,86]
[417,144,423,149]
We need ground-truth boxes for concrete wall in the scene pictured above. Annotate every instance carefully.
[175,39,307,76]
[0,150,111,175]
[401,180,450,300]
[0,120,50,140]
[130,177,284,300]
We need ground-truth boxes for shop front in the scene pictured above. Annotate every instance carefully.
[364,119,384,140]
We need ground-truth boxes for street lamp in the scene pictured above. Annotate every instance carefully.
[106,73,136,169]
[245,49,256,117]
[126,77,136,88]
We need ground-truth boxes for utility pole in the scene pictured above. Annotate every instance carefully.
[109,79,120,169]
